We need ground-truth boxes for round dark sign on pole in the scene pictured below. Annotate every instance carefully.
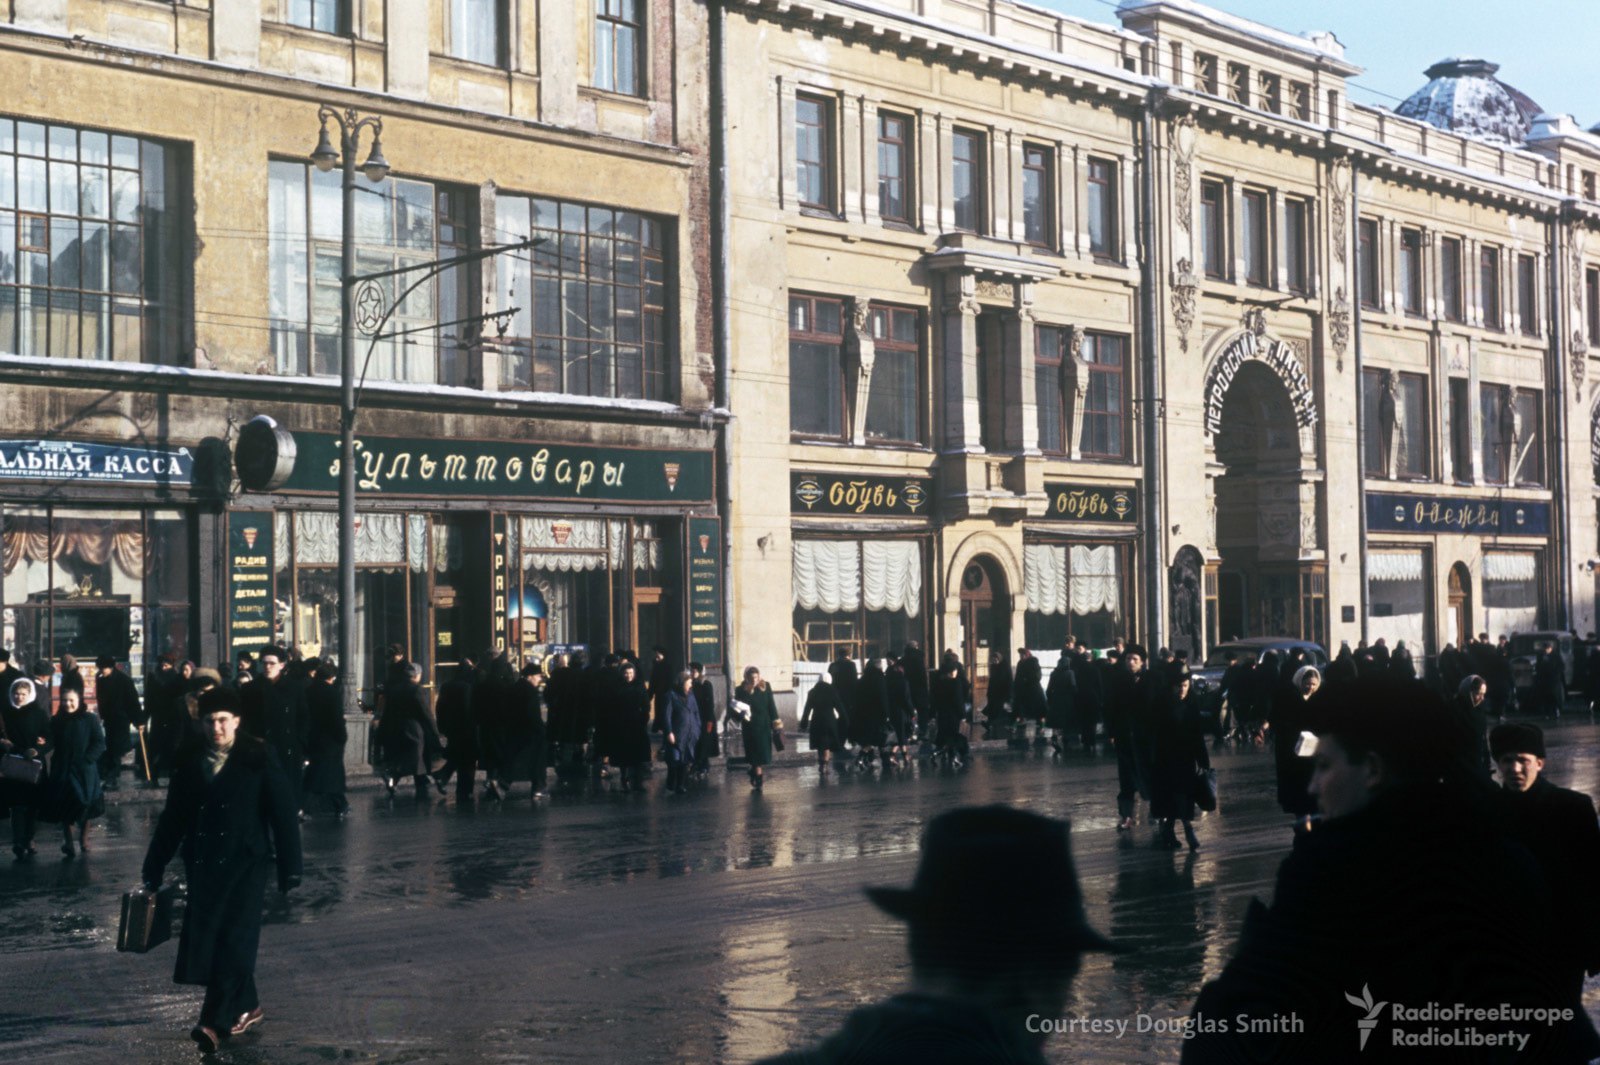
[235,415,297,492]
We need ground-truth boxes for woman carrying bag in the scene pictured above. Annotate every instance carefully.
[735,666,780,791]
[2,677,52,858]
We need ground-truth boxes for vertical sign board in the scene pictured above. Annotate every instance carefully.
[687,515,724,669]
[491,513,510,656]
[228,512,275,655]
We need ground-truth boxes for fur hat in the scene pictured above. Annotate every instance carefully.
[1489,722,1546,760]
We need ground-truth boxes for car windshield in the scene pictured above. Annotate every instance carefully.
[1202,645,1252,669]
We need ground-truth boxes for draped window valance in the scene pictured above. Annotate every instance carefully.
[1024,542,1119,617]
[793,539,922,617]
[291,512,422,571]
[2,516,146,579]
[1483,552,1537,583]
[1368,551,1424,582]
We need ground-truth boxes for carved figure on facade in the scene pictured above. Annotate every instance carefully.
[1241,306,1267,338]
[1329,159,1350,266]
[1168,546,1203,663]
[847,294,876,445]
[1574,330,1588,390]
[1172,116,1197,238]
[1067,325,1089,460]
[1172,258,1197,352]
[1300,513,1319,553]
[1329,288,1351,370]
[974,278,1012,303]
[1377,369,1399,477]
[1508,385,1525,479]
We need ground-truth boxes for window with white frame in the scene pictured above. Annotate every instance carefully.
[448,0,504,66]
[1366,549,1429,653]
[594,0,643,96]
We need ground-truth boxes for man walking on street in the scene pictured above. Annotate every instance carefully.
[94,654,141,789]
[240,646,309,816]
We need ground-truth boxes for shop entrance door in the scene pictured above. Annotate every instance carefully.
[633,588,665,660]
[1448,563,1473,647]
[960,558,1009,712]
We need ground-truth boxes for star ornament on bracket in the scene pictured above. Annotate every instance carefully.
[353,280,387,337]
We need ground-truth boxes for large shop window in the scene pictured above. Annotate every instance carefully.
[0,119,187,364]
[2,507,191,683]
[1366,549,1429,653]
[510,516,663,660]
[1483,551,1540,638]
[792,538,924,663]
[499,195,670,400]
[270,162,475,386]
[1023,541,1125,651]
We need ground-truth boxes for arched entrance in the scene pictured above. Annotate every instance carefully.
[1211,358,1323,642]
[1448,562,1473,647]
[959,556,1010,709]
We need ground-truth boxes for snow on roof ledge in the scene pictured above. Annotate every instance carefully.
[1116,0,1348,62]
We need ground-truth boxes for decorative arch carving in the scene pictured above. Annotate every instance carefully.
[943,531,1022,603]
[1201,328,1318,446]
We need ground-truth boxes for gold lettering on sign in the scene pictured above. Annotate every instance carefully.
[474,456,499,481]
[530,449,550,482]
[419,455,437,480]
[443,454,467,480]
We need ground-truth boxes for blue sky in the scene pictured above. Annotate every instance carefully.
[1039,0,1600,127]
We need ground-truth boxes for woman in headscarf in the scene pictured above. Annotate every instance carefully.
[45,687,105,857]
[735,666,780,791]
[3,676,51,859]
[663,670,700,795]
[1272,665,1321,824]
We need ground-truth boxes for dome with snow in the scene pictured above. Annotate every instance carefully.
[1394,58,1543,146]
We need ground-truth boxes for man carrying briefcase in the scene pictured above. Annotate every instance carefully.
[141,687,301,1055]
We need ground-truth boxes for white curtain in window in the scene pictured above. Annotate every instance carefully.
[1368,551,1424,582]
[1024,543,1069,616]
[274,511,290,574]
[862,540,922,618]
[1069,544,1120,616]
[520,517,611,572]
[1484,552,1539,636]
[433,522,466,573]
[293,511,406,568]
[407,514,428,574]
[792,540,862,614]
[1483,552,1537,582]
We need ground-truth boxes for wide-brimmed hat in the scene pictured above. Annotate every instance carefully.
[866,806,1122,959]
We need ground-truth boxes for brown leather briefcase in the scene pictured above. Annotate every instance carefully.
[117,883,181,953]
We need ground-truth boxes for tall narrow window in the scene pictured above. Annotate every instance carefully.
[449,0,504,66]
[951,129,986,234]
[795,94,835,213]
[1022,144,1054,248]
[286,0,347,33]
[1480,383,1510,484]
[1035,325,1067,454]
[594,0,643,96]
[1449,378,1472,482]
[1288,81,1310,120]
[1517,254,1538,336]
[1398,228,1422,315]
[1586,267,1599,345]
[1357,218,1380,309]
[0,119,187,364]
[1362,370,1429,478]
[1513,389,1543,486]
[1441,237,1464,323]
[865,305,920,444]
[1086,158,1117,258]
[1200,179,1227,279]
[1284,197,1309,294]
[496,196,670,400]
[789,294,845,439]
[1480,246,1502,330]
[1241,189,1270,287]
[877,111,912,225]
[1080,333,1128,460]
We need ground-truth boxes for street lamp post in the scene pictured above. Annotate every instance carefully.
[311,107,390,717]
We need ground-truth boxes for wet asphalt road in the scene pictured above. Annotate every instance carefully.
[5,725,1600,1064]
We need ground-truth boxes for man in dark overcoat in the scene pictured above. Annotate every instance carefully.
[1044,653,1076,756]
[301,663,348,818]
[94,654,141,788]
[240,646,309,815]
[142,687,301,1054]
[1533,642,1565,718]
[433,658,479,801]
[1491,722,1600,1061]
[376,663,444,800]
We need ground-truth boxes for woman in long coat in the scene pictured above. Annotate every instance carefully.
[3,676,51,858]
[980,649,1012,732]
[376,663,444,800]
[736,666,779,791]
[1147,664,1211,850]
[45,687,105,857]
[142,687,301,1054]
[849,659,889,770]
[883,659,914,767]
[614,662,653,792]
[1045,656,1077,756]
[1012,650,1047,741]
[301,664,348,818]
[799,673,842,774]
[663,671,700,794]
[493,663,547,800]
[1272,665,1320,822]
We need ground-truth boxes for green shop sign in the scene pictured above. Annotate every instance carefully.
[283,431,714,504]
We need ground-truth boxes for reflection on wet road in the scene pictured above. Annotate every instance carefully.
[4,723,1600,1062]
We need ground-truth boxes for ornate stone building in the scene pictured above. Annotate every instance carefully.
[719,0,1600,709]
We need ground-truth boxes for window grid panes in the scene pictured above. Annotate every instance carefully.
[1513,389,1543,486]
[864,304,919,444]
[1022,144,1053,248]
[1481,383,1510,485]
[1284,197,1308,294]
[1362,369,1429,479]
[1517,255,1538,336]
[1400,228,1423,315]
[1480,246,1502,330]
[1200,180,1226,279]
[796,95,834,212]
[1081,333,1127,460]
[270,161,474,386]
[1441,237,1464,322]
[286,0,346,33]
[594,0,643,96]
[1242,189,1269,287]
[450,0,503,66]
[1357,218,1380,309]
[877,112,911,225]
[0,118,183,364]
[952,129,985,234]
[1087,158,1117,258]
[499,194,670,400]
[789,294,845,439]
[1035,325,1067,454]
